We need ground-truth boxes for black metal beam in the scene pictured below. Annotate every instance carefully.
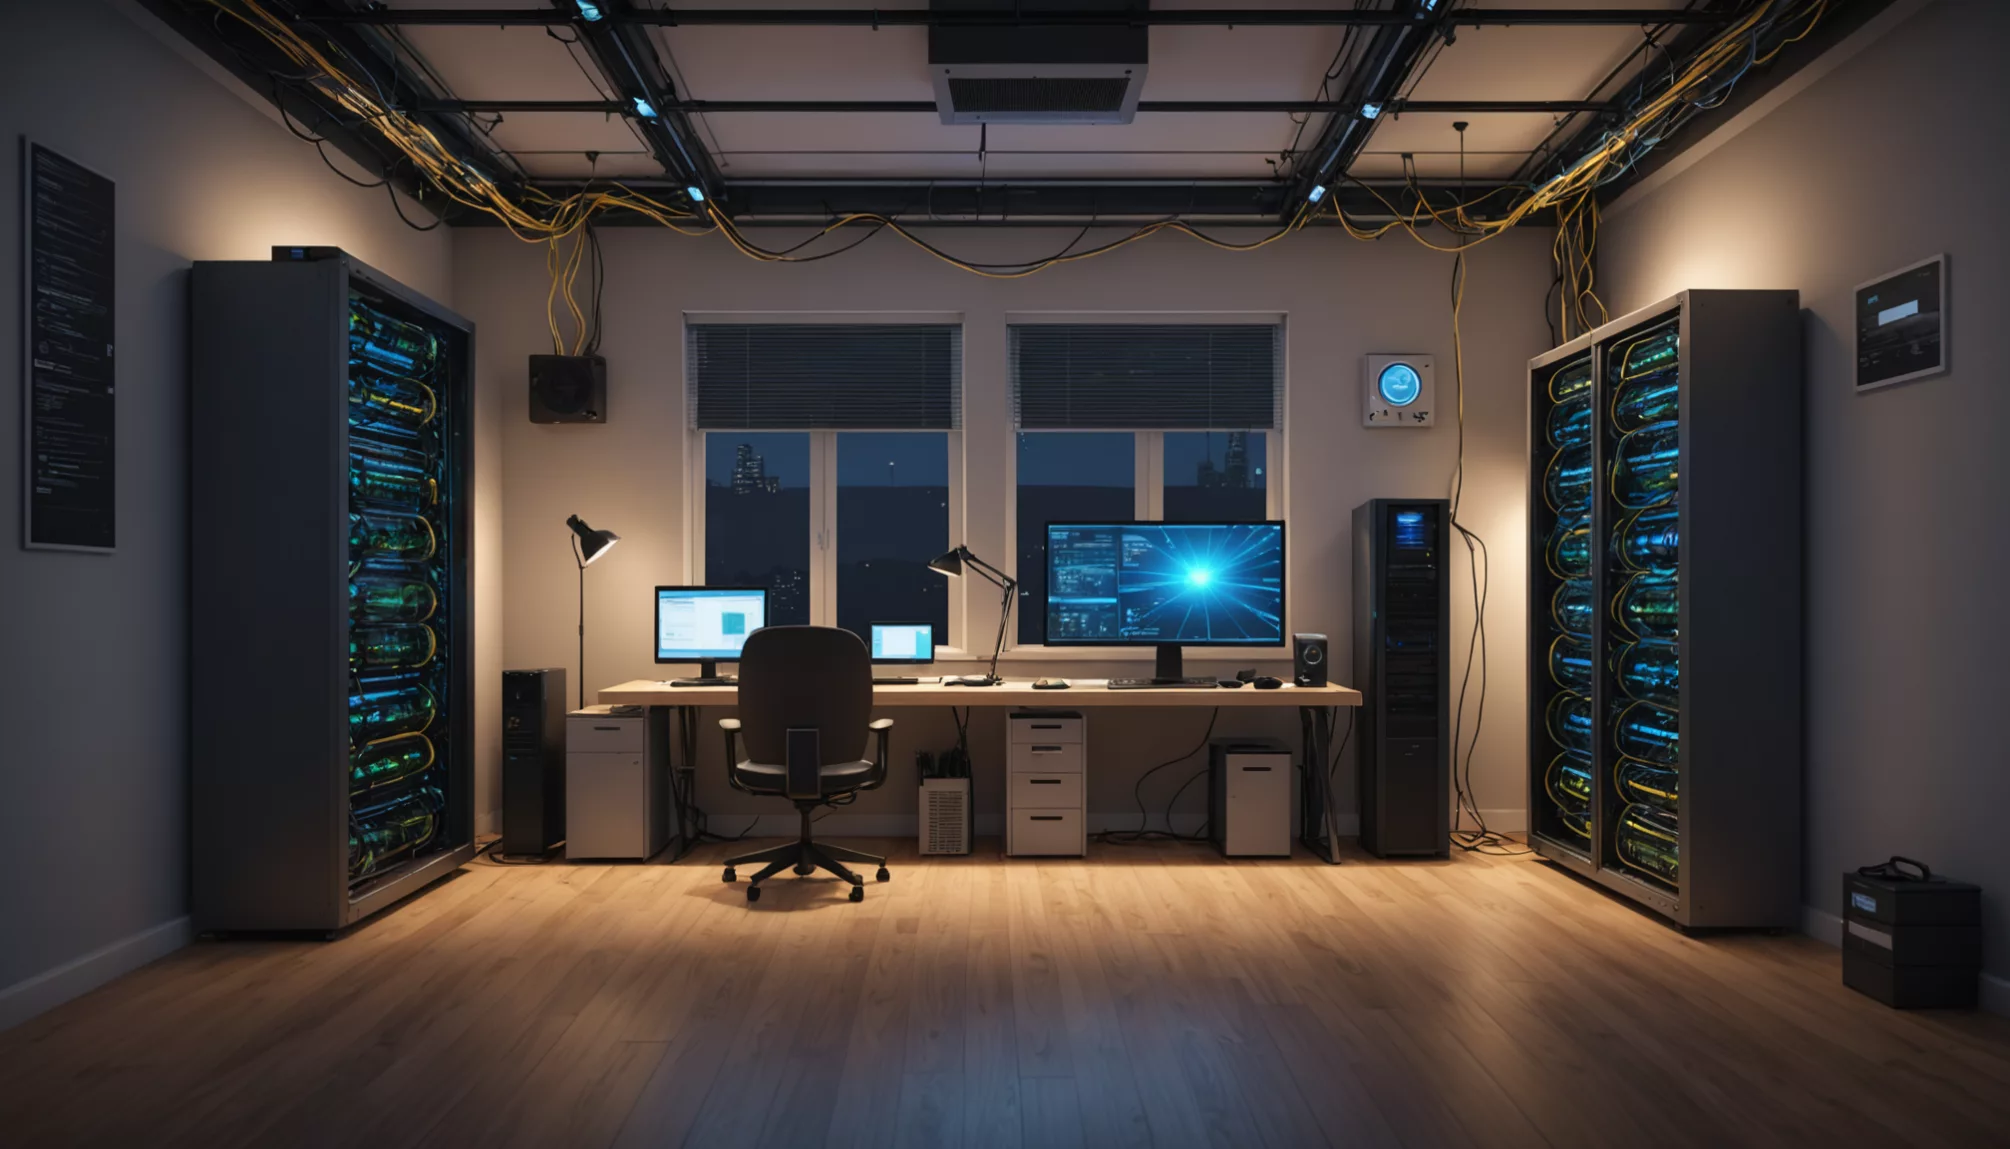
[1284,0,1445,214]
[304,7,1747,28]
[415,98,1608,115]
[556,0,722,193]
[501,178,1533,227]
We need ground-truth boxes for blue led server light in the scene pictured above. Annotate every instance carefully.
[1044,522,1285,646]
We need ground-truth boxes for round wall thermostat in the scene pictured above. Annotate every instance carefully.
[1363,354,1435,427]
[1377,362,1422,407]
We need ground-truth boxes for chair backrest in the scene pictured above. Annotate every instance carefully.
[735,625,873,767]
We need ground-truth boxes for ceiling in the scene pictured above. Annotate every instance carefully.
[375,0,1699,184]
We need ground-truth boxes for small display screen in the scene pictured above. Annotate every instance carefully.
[1044,521,1284,645]
[870,623,935,664]
[656,587,767,661]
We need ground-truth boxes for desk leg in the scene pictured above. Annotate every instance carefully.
[1298,706,1342,865]
[663,704,701,862]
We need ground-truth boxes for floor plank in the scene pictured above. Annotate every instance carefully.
[3,838,2008,1148]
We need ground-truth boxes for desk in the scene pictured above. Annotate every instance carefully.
[598,678,1364,864]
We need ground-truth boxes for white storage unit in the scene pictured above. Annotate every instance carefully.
[566,706,668,860]
[1209,741,1294,857]
[1007,710,1086,857]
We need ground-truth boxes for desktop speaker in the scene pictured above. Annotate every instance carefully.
[501,668,567,856]
[529,354,606,423]
[1293,633,1328,687]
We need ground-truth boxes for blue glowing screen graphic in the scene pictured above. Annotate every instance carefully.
[1378,362,1422,407]
[1044,522,1283,645]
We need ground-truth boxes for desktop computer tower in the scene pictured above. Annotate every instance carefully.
[502,669,567,856]
[1353,499,1451,858]
[1208,741,1293,857]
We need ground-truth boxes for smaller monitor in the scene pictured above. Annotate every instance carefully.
[870,622,935,665]
[655,586,767,683]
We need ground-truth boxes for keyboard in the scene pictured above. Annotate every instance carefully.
[872,676,920,685]
[668,676,736,687]
[1106,677,1221,690]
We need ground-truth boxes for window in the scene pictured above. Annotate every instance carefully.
[1015,432,1135,644]
[1008,323,1282,646]
[689,322,962,645]
[1164,431,1267,523]
[836,432,950,647]
[703,432,812,625]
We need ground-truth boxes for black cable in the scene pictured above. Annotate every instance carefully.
[384,165,444,232]
[1096,708,1219,844]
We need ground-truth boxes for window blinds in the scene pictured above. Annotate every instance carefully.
[687,323,962,429]
[1010,324,1282,430]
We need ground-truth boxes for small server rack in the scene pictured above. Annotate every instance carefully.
[1353,498,1451,858]
[1526,289,1801,928]
[191,249,477,932]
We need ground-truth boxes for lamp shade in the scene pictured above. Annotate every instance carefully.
[927,546,966,578]
[567,514,620,565]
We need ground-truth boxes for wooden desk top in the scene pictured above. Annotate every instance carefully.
[598,678,1361,708]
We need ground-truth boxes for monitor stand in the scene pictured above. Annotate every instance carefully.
[1151,643,1189,685]
[670,659,736,687]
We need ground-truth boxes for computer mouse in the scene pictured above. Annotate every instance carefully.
[1033,677,1071,689]
[1252,675,1283,690]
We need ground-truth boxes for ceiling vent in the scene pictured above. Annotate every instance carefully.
[929,0,1149,125]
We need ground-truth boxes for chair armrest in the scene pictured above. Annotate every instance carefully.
[720,718,749,793]
[862,717,895,791]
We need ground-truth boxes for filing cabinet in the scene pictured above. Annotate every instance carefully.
[1008,710,1086,857]
[566,707,668,860]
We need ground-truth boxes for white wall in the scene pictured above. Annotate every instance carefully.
[0,1,460,1028]
[455,221,1552,836]
[1599,0,2010,986]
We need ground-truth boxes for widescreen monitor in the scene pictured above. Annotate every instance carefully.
[655,586,767,677]
[870,622,935,664]
[1043,521,1285,650]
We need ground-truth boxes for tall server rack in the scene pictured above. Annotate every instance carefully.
[192,249,476,933]
[1527,289,1801,928]
[1353,498,1451,858]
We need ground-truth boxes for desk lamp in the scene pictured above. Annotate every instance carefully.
[567,514,620,709]
[929,545,1015,686]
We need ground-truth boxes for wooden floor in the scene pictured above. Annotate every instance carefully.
[4,840,2008,1149]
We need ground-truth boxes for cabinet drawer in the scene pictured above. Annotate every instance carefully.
[567,716,645,753]
[1008,741,1084,774]
[1010,715,1083,745]
[565,751,647,859]
[1009,809,1084,857]
[1009,771,1084,810]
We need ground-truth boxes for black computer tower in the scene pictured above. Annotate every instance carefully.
[502,669,567,856]
[1353,499,1451,858]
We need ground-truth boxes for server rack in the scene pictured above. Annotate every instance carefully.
[1526,289,1801,928]
[1353,498,1451,858]
[191,249,476,933]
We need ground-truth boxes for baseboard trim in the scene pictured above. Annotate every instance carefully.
[0,916,192,1033]
[701,811,1372,840]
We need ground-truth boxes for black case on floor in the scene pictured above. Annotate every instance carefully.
[1841,867,1981,1009]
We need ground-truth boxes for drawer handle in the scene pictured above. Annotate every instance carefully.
[1030,815,1064,822]
[1029,778,1062,785]
[1031,745,1064,753]
[1240,766,1273,772]
[593,725,621,731]
[1029,724,1063,730]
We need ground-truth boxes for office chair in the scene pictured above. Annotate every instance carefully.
[719,625,893,903]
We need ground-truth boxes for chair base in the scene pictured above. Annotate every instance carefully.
[723,807,889,902]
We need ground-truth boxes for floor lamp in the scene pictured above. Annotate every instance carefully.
[567,514,620,710]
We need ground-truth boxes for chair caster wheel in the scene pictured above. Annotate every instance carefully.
[876,867,890,883]
[849,886,865,903]
[747,885,761,903]
[722,867,736,883]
